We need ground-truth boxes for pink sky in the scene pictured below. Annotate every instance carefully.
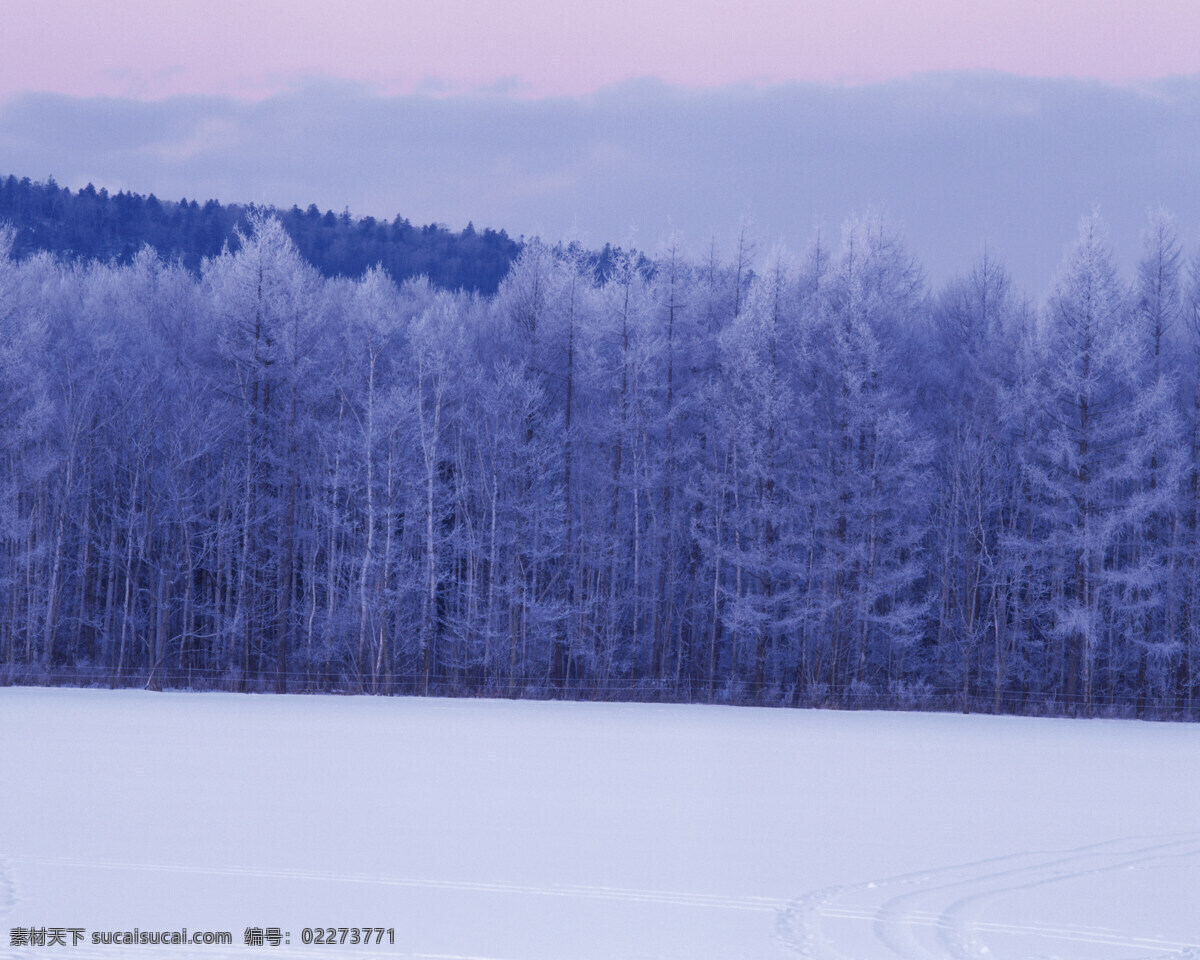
[3,0,1199,99]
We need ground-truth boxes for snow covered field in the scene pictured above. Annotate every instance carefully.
[1,688,1197,960]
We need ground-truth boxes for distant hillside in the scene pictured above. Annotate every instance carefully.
[0,174,522,294]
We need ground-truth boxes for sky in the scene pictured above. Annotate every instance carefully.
[3,1,1200,296]
[4,0,1200,98]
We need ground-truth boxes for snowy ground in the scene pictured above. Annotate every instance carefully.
[0,688,1197,960]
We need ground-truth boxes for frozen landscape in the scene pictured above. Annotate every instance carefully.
[1,687,1197,960]
[5,2,1200,958]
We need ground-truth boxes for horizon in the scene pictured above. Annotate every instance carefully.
[6,71,1200,298]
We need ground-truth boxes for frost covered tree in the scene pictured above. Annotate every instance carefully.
[802,214,934,702]
[926,251,1029,709]
[1123,211,1187,707]
[204,214,320,690]
[1022,212,1146,711]
[1,208,1197,716]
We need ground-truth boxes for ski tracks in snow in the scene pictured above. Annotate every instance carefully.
[776,835,1200,960]
[3,853,789,960]
[6,852,788,913]
[8,841,1200,960]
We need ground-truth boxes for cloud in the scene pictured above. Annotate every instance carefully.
[3,73,1200,296]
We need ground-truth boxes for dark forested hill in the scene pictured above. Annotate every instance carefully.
[0,174,521,293]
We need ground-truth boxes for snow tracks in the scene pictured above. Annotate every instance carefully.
[776,835,1200,960]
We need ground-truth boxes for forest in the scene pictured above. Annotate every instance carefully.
[0,203,1197,719]
[0,175,521,293]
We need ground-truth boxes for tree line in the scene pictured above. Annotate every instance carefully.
[1,207,1198,718]
[0,175,521,293]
